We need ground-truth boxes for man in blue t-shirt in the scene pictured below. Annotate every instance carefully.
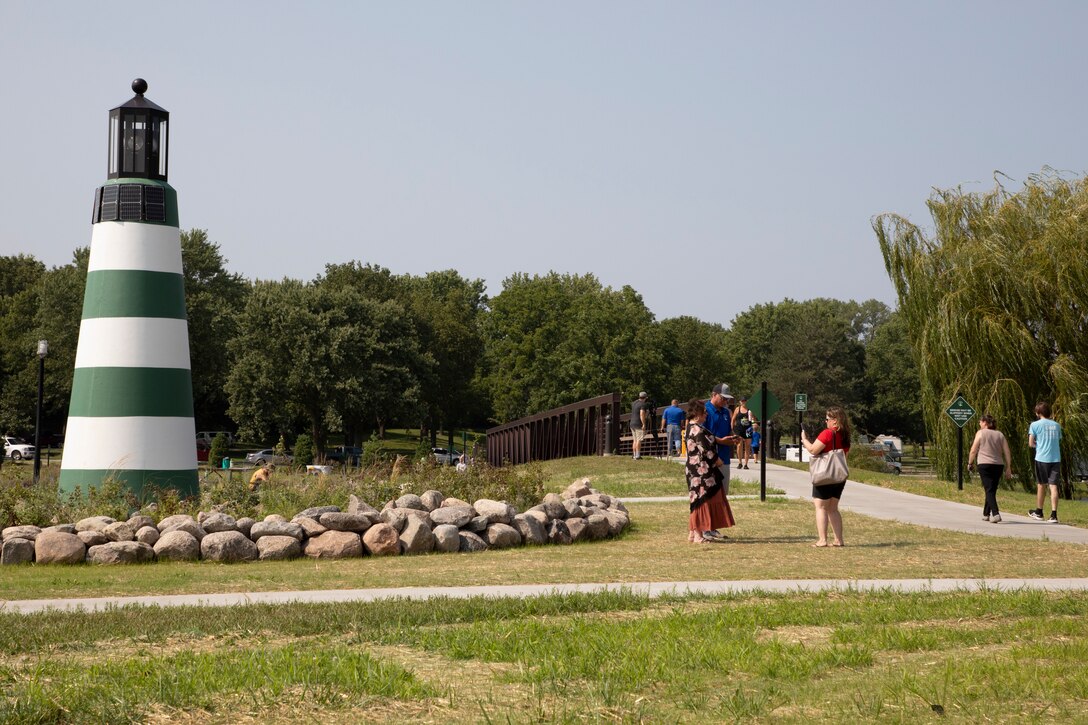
[704,383,739,492]
[1028,400,1063,523]
[660,399,686,458]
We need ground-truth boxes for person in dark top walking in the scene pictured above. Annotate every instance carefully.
[630,392,649,460]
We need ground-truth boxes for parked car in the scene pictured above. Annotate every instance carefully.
[3,436,36,461]
[431,447,461,465]
[325,446,363,465]
[245,449,293,466]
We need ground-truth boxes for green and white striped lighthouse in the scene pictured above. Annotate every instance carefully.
[60,79,197,497]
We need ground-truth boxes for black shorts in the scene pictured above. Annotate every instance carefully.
[1035,461,1061,485]
[812,482,846,500]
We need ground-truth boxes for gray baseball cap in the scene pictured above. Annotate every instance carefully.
[712,383,734,399]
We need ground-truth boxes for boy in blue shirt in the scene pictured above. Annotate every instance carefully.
[1028,400,1063,523]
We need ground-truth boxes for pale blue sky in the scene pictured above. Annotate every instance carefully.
[2,2,1086,327]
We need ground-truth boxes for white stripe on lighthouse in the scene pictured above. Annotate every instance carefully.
[87,222,183,273]
[63,417,197,470]
[75,318,192,369]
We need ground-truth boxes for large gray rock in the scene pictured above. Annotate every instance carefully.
[35,531,86,564]
[380,508,408,533]
[542,493,566,520]
[513,514,547,545]
[257,535,302,561]
[395,493,426,511]
[524,509,550,527]
[562,500,585,519]
[474,499,516,525]
[458,531,489,553]
[484,523,522,549]
[160,519,207,542]
[103,520,137,542]
[430,505,475,528]
[154,530,201,561]
[562,478,593,500]
[465,516,489,534]
[77,530,109,547]
[601,510,630,536]
[235,517,256,538]
[2,538,34,564]
[420,490,444,511]
[304,531,363,559]
[319,512,373,533]
[399,517,434,555]
[565,518,587,542]
[201,512,238,534]
[609,499,630,515]
[585,514,610,540]
[363,523,400,556]
[135,525,160,546]
[249,521,304,542]
[201,531,259,562]
[297,505,340,519]
[547,519,572,545]
[87,541,156,565]
[127,514,155,532]
[156,514,195,532]
[347,495,380,517]
[2,525,41,542]
[581,493,612,509]
[432,524,460,553]
[441,496,472,508]
[263,514,288,523]
[291,516,328,538]
[42,524,76,535]
[75,516,114,533]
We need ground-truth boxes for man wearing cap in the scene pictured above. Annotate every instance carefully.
[631,392,650,460]
[705,383,740,497]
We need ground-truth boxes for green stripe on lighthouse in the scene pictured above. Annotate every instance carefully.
[69,368,194,417]
[59,469,198,499]
[82,270,187,319]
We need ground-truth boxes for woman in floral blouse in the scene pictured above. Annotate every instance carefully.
[685,398,735,543]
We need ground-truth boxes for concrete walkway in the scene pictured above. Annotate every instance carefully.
[6,578,1088,615]
[722,461,1088,544]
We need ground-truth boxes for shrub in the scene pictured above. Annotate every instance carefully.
[208,433,230,468]
[360,434,384,467]
[293,434,314,467]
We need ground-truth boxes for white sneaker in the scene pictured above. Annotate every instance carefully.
[990,514,1002,523]
[982,514,990,522]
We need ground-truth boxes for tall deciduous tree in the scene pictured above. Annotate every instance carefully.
[874,170,1088,485]
[482,273,664,421]
[654,316,731,401]
[180,229,248,428]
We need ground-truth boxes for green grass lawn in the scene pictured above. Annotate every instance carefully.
[3,588,1087,722]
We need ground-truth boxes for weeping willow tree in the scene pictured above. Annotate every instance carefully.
[874,169,1088,488]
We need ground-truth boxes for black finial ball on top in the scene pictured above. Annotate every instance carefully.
[132,78,148,95]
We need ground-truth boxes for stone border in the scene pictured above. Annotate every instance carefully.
[1,479,630,565]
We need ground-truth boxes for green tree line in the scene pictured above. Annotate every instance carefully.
[1,231,923,449]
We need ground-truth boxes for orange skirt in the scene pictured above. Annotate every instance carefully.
[689,488,735,532]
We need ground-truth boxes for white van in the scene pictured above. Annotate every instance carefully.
[196,431,234,446]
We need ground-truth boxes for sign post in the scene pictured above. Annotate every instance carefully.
[794,394,808,462]
[945,395,976,490]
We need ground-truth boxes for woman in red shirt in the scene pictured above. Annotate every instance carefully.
[801,406,851,547]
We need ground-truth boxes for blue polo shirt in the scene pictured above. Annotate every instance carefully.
[662,405,685,427]
[704,400,732,464]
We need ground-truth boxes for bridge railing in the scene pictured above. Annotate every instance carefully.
[485,394,621,466]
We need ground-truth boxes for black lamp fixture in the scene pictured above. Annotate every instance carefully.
[107,78,169,181]
[33,339,48,484]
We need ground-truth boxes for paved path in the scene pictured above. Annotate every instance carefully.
[6,578,1088,614]
[629,462,1088,545]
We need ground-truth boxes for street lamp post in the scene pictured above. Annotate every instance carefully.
[33,339,48,484]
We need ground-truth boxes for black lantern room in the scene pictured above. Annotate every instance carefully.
[107,78,168,181]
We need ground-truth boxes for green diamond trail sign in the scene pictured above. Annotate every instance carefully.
[945,396,976,429]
